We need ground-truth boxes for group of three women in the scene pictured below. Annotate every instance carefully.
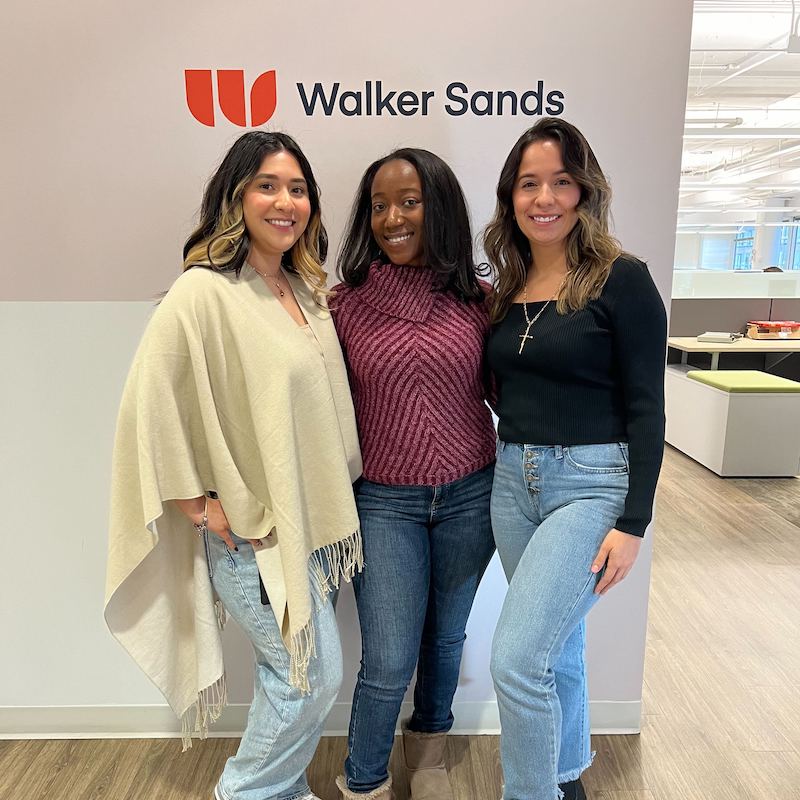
[106,117,667,800]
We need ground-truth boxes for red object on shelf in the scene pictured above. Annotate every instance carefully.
[746,320,800,339]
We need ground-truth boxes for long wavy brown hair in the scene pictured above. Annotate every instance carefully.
[484,118,622,322]
[182,131,329,304]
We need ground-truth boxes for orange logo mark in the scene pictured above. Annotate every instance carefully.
[185,70,278,127]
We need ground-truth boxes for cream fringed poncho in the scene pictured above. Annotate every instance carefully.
[104,265,363,747]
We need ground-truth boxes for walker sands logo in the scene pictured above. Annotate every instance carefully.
[184,69,565,127]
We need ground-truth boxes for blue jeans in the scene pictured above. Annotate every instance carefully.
[344,464,496,792]
[206,531,343,800]
[489,442,629,800]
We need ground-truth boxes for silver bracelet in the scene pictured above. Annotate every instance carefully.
[193,495,208,537]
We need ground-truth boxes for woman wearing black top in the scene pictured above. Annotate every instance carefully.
[484,118,666,800]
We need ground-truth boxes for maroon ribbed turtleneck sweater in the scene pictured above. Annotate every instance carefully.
[331,262,496,486]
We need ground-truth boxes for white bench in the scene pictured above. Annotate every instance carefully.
[665,366,800,477]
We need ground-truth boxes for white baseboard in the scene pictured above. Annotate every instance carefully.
[0,700,640,739]
[585,700,642,734]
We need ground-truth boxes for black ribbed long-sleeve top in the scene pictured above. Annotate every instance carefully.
[486,256,667,537]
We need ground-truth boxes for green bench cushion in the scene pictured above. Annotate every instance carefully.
[687,370,800,393]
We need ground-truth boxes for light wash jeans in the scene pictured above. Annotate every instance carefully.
[206,531,342,800]
[344,464,496,793]
[489,441,629,800]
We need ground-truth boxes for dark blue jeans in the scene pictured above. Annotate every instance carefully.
[344,463,495,792]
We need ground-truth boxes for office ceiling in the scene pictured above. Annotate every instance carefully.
[679,0,800,230]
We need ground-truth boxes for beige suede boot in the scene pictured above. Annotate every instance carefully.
[335,774,395,800]
[401,723,454,800]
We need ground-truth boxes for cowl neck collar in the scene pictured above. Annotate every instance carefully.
[351,261,437,323]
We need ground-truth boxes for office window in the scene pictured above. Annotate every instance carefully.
[699,235,732,270]
[775,225,792,268]
[791,227,800,271]
[732,226,754,271]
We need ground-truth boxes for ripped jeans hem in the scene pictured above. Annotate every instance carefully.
[556,749,595,784]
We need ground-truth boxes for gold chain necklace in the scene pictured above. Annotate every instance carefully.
[518,280,563,355]
[252,264,286,297]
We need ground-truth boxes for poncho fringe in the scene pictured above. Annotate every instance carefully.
[178,529,363,749]
[292,528,363,692]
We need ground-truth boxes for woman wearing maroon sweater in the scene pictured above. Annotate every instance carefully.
[331,149,496,800]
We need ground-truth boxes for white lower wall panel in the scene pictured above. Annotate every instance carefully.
[0,700,642,739]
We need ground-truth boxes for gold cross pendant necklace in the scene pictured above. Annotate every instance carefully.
[518,284,555,355]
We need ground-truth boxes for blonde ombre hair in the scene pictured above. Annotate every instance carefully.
[484,118,624,322]
[183,132,330,303]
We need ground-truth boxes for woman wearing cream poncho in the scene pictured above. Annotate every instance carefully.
[105,132,362,800]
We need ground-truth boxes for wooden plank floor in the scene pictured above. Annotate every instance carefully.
[2,446,798,800]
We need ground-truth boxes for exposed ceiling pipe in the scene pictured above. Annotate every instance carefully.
[678,207,800,213]
[694,162,800,189]
[695,51,782,96]
[693,1,795,16]
[690,49,787,52]
[686,142,800,180]
[684,128,800,138]
[681,148,797,183]
[685,117,745,126]
[680,183,800,191]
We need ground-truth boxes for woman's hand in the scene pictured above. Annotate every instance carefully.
[590,528,642,596]
[203,497,239,549]
[174,496,237,550]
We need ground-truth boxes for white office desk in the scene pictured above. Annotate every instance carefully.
[667,336,800,371]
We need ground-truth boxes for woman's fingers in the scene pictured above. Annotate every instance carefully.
[215,527,238,551]
[592,528,642,595]
[590,540,612,576]
[206,498,238,550]
[595,565,618,595]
